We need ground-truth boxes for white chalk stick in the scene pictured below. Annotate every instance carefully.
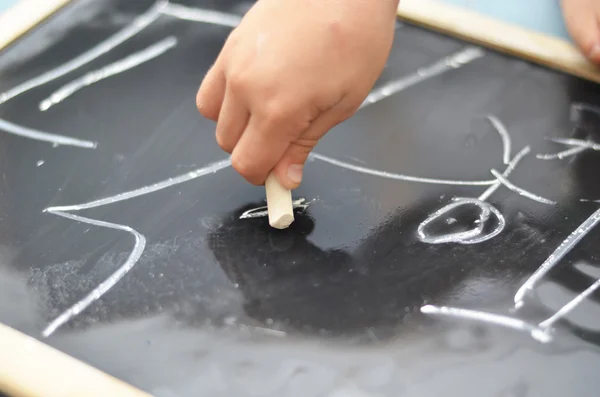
[265,172,294,229]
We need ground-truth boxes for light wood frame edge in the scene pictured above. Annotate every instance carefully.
[397,0,600,84]
[0,0,73,51]
[0,1,152,396]
[0,323,153,397]
[1,0,597,396]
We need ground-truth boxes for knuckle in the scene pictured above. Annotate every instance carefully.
[196,90,218,120]
[260,99,303,128]
[215,132,234,154]
[231,155,262,185]
[227,71,251,93]
[293,137,319,151]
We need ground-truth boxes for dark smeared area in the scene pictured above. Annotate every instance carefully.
[1,0,600,396]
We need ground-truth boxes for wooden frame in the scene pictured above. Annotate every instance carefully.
[397,0,600,84]
[0,3,150,397]
[0,0,73,50]
[0,0,599,396]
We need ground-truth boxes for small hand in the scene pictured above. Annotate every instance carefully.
[197,0,399,189]
[561,0,600,64]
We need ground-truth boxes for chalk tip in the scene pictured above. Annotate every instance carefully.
[269,213,294,229]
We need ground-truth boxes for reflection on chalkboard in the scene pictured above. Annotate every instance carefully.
[0,0,599,349]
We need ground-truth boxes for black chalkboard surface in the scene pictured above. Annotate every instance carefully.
[2,0,600,396]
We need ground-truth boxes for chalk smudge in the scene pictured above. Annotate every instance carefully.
[41,211,146,337]
[41,158,231,336]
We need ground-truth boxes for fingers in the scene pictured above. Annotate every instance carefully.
[273,103,356,189]
[561,0,600,63]
[230,114,296,185]
[196,59,226,121]
[215,89,249,153]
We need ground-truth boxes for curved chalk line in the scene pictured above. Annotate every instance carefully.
[41,211,146,337]
[41,158,231,336]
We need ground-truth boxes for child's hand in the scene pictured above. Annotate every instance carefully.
[562,0,600,64]
[197,0,399,189]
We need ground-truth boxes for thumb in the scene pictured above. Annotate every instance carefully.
[561,0,600,63]
[273,105,355,189]
[272,141,314,190]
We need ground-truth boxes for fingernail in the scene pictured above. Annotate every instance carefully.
[589,43,600,61]
[287,164,303,185]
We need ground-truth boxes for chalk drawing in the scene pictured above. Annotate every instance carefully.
[41,211,146,337]
[490,169,556,205]
[0,1,168,105]
[160,3,242,27]
[0,118,97,149]
[360,46,485,109]
[514,207,600,309]
[40,37,178,111]
[41,158,231,335]
[421,305,551,343]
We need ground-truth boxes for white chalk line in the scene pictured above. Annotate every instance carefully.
[537,137,600,160]
[0,118,97,149]
[309,153,496,186]
[417,198,488,244]
[514,207,600,308]
[41,158,231,335]
[490,169,556,205]
[0,0,168,105]
[360,46,485,109]
[485,115,511,164]
[421,305,551,343]
[478,146,530,201]
[539,274,600,329]
[40,36,178,111]
[537,145,588,160]
[46,158,231,212]
[41,210,146,337]
[416,120,526,246]
[570,102,600,122]
[160,3,241,27]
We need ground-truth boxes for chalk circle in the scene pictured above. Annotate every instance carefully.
[417,197,505,244]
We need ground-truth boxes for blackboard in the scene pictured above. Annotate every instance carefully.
[2,0,600,396]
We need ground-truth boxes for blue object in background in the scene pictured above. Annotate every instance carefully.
[0,0,16,13]
[0,0,573,42]
[435,0,571,40]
